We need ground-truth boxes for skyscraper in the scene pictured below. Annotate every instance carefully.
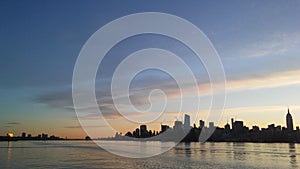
[209,122,215,129]
[161,125,169,133]
[184,114,191,132]
[199,120,205,128]
[286,108,294,131]
[140,125,148,138]
[174,120,183,131]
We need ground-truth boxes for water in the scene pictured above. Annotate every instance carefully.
[0,141,299,169]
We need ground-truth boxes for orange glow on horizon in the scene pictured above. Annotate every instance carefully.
[7,133,14,137]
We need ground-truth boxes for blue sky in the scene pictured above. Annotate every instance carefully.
[1,1,300,138]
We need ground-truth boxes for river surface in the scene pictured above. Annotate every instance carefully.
[0,141,299,169]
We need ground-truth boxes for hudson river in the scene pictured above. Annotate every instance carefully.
[0,141,299,169]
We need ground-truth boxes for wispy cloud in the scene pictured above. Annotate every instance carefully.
[64,125,107,129]
[225,31,300,59]
[33,67,300,119]
[227,69,300,91]
[6,122,21,125]
[223,105,300,114]
[2,122,21,128]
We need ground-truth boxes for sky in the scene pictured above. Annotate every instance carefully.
[1,1,300,139]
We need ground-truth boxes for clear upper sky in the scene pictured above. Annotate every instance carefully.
[1,1,300,138]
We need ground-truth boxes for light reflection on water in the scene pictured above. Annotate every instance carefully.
[6,142,12,169]
[0,141,299,169]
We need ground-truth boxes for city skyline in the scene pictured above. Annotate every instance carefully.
[120,108,298,136]
[111,108,300,143]
[1,108,298,140]
[1,1,300,139]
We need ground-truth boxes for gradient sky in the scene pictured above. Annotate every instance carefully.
[1,1,300,138]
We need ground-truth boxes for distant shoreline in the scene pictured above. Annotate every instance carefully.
[0,138,85,142]
[1,138,300,144]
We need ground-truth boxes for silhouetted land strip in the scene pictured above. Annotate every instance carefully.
[3,109,298,143]
[0,137,88,142]
[0,136,63,142]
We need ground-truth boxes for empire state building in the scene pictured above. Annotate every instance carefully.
[286,108,294,131]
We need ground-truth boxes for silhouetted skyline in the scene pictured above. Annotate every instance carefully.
[0,132,63,141]
[2,108,299,142]
[109,108,300,143]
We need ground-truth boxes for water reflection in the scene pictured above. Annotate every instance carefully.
[1,141,300,169]
[7,141,12,168]
[289,143,298,168]
[199,143,207,159]
[184,142,191,158]
[232,142,246,161]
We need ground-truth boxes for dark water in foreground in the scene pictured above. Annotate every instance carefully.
[0,141,299,169]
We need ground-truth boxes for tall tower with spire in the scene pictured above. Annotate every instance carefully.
[286,108,294,131]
